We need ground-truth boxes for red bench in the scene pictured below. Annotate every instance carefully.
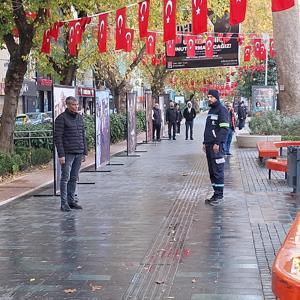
[272,212,300,300]
[274,141,300,156]
[257,141,279,161]
[265,159,288,179]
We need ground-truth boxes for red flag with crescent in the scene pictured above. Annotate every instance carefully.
[163,0,176,42]
[124,29,134,52]
[192,0,207,34]
[272,0,294,12]
[244,46,251,62]
[253,38,261,59]
[166,39,176,56]
[260,43,267,60]
[269,39,276,58]
[146,32,156,55]
[41,29,51,54]
[50,21,64,42]
[205,36,214,57]
[138,0,150,38]
[186,35,196,57]
[230,0,247,25]
[115,7,127,50]
[98,14,108,53]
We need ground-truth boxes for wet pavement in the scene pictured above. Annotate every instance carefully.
[0,114,298,300]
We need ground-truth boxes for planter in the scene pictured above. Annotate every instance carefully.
[236,133,282,148]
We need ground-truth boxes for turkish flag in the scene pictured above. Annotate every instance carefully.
[68,17,91,56]
[230,0,247,25]
[272,0,294,12]
[115,7,127,50]
[124,29,134,52]
[41,29,51,54]
[223,33,233,43]
[237,33,245,46]
[192,0,207,34]
[260,43,267,60]
[205,36,214,57]
[253,39,261,59]
[50,21,64,42]
[166,39,175,56]
[98,14,108,53]
[186,35,196,57]
[163,0,176,42]
[146,32,156,55]
[138,0,150,38]
[269,39,276,58]
[244,46,251,61]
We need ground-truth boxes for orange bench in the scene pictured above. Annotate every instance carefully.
[272,212,300,300]
[265,159,287,180]
[274,141,300,156]
[257,141,279,161]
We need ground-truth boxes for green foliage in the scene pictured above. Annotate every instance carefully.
[136,111,146,133]
[0,152,22,176]
[110,113,127,143]
[249,111,300,137]
[236,59,278,99]
[14,124,53,150]
[30,148,52,166]
[83,115,95,150]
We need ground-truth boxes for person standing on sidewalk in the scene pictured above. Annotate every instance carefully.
[203,90,229,206]
[183,101,196,140]
[175,103,183,135]
[224,101,236,155]
[237,100,247,130]
[166,101,178,140]
[152,103,162,141]
[54,96,88,212]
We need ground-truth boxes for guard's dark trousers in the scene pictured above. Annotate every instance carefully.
[205,144,225,198]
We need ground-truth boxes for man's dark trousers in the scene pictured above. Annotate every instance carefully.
[205,144,225,198]
[168,122,176,139]
[185,120,194,139]
[153,123,161,140]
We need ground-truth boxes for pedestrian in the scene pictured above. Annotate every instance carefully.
[175,103,183,135]
[54,96,88,212]
[166,101,178,140]
[152,103,162,141]
[203,90,229,206]
[183,101,196,140]
[237,100,247,130]
[224,101,236,155]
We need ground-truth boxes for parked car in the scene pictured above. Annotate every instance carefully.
[15,114,31,126]
[26,112,52,125]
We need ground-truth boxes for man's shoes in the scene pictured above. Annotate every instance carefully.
[185,137,188,140]
[205,195,216,204]
[190,137,194,140]
[173,137,176,140]
[157,139,161,142]
[227,153,232,156]
[69,202,83,209]
[208,197,224,206]
[61,203,71,212]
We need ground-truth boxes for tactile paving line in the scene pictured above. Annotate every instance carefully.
[122,158,207,300]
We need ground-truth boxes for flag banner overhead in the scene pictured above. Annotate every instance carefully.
[271,0,295,12]
[138,0,150,38]
[230,0,247,25]
[192,0,207,34]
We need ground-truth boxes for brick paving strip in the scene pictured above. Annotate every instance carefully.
[123,158,206,299]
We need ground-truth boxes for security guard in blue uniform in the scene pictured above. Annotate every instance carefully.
[203,90,229,206]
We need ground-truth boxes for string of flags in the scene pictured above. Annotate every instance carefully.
[38,0,294,60]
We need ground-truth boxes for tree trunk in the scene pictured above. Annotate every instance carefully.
[0,58,28,153]
[60,64,77,86]
[273,6,300,115]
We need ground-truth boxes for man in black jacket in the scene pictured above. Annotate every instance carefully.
[54,96,88,212]
[183,101,196,140]
[203,90,229,206]
[166,101,178,140]
[152,103,162,141]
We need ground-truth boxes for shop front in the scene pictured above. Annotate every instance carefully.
[21,80,38,113]
[77,86,95,114]
[37,78,52,112]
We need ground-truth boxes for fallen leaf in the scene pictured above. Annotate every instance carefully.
[77,265,82,269]
[155,280,164,284]
[192,278,196,283]
[64,288,77,294]
[89,283,103,292]
[29,278,35,282]
[181,173,188,176]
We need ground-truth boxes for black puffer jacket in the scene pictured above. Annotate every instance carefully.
[54,109,88,158]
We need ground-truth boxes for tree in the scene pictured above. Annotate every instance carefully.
[0,1,49,153]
